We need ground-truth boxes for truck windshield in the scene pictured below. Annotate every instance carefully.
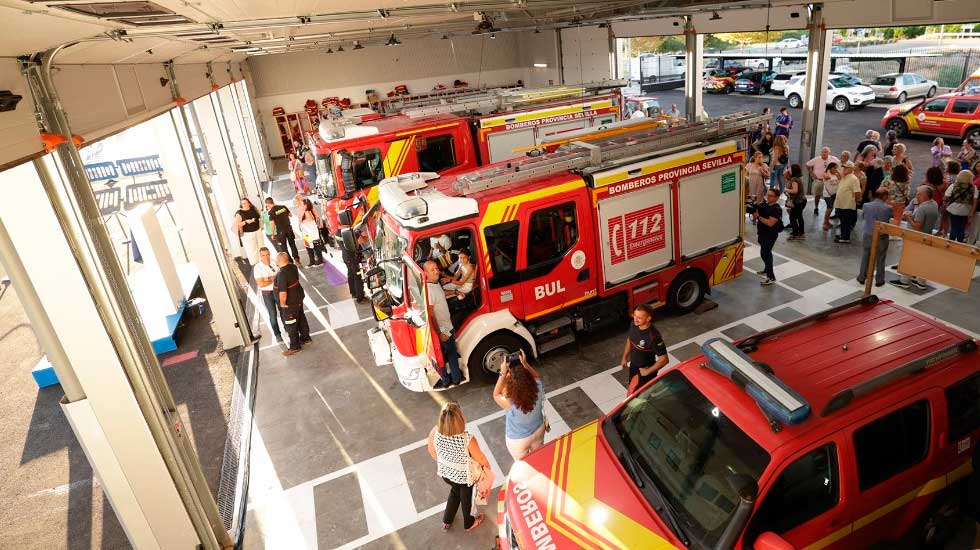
[610,371,770,547]
[373,221,405,304]
[315,153,337,198]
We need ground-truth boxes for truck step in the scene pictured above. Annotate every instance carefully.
[533,316,573,336]
[537,332,576,355]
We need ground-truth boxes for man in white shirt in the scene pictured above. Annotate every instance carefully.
[805,147,840,216]
[425,260,462,389]
[254,247,283,343]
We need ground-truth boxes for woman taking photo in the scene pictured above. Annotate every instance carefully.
[493,351,547,460]
[427,402,490,532]
[234,198,262,265]
[620,303,668,394]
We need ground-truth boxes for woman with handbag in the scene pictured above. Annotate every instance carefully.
[945,170,978,243]
[493,350,547,461]
[299,199,325,266]
[769,135,790,194]
[427,402,490,532]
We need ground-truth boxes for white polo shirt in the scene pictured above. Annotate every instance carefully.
[254,261,278,292]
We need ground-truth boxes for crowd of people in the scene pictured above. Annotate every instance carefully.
[746,114,980,290]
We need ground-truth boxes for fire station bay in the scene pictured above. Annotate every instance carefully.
[8,2,980,550]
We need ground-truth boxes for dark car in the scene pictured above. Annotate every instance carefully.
[735,71,776,95]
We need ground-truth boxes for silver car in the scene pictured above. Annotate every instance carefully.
[869,73,938,103]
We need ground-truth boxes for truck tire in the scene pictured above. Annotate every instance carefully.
[914,487,964,550]
[964,126,980,147]
[469,332,526,384]
[787,94,802,108]
[667,270,706,314]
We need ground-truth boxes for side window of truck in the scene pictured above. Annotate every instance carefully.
[946,373,980,442]
[526,202,578,266]
[745,444,839,543]
[853,400,930,491]
[342,148,385,190]
[484,221,520,277]
[416,134,457,173]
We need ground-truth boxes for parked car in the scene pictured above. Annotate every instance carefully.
[770,71,806,94]
[882,91,980,145]
[774,38,803,49]
[500,296,980,550]
[745,58,770,70]
[735,71,777,94]
[785,73,876,112]
[704,68,749,94]
[870,73,938,103]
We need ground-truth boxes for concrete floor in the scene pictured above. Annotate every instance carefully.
[243,172,980,550]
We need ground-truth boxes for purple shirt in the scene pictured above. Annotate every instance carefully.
[775,114,793,136]
[931,145,952,168]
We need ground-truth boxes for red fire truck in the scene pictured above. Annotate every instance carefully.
[309,81,625,234]
[359,112,765,392]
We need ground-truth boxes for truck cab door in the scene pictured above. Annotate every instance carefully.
[518,191,597,320]
[382,138,419,177]
[404,257,443,381]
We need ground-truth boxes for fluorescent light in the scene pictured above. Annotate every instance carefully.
[533,63,548,68]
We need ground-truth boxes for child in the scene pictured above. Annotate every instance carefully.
[441,248,475,300]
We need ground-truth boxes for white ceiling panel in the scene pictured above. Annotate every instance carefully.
[0,5,112,57]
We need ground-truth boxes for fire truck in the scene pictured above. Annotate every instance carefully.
[358,111,765,392]
[308,81,625,233]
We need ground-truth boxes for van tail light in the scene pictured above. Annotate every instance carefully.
[889,87,898,91]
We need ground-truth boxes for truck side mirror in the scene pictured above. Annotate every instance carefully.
[371,290,392,322]
[365,267,386,290]
[754,533,796,550]
[338,208,354,227]
[340,228,357,252]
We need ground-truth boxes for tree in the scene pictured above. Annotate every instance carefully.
[704,34,732,51]
[882,27,895,40]
[656,37,685,53]
[717,31,772,46]
[897,25,926,39]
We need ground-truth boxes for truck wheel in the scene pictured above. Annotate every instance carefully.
[787,94,802,108]
[469,332,526,384]
[833,97,850,112]
[667,270,706,314]
[915,489,963,549]
[724,84,733,94]
[886,118,908,137]
[965,126,980,147]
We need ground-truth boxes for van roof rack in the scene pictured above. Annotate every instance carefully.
[401,79,628,118]
[452,110,768,196]
[737,295,879,351]
[821,339,978,417]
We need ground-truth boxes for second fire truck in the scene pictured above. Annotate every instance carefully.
[355,112,767,392]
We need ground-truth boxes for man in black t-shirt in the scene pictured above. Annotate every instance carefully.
[266,198,300,263]
[754,188,783,286]
[274,252,311,355]
[620,304,669,394]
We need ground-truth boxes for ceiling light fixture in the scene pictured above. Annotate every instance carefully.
[386,34,401,46]
[710,11,722,20]
[326,46,333,53]
[353,41,364,49]
[489,33,496,39]
[337,44,345,52]
[442,34,449,39]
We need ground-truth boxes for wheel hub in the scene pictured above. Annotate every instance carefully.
[483,346,510,375]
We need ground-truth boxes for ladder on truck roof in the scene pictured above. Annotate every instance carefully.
[402,79,628,118]
[380,85,522,115]
[452,110,769,195]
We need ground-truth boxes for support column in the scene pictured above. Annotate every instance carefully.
[217,86,262,200]
[684,17,704,122]
[152,110,253,350]
[193,95,245,259]
[20,49,232,550]
[233,80,272,183]
[799,4,832,168]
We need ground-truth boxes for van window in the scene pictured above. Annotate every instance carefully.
[341,148,385,190]
[526,202,579,266]
[746,444,839,543]
[946,373,980,441]
[853,400,930,491]
[484,221,520,277]
[951,99,980,115]
[416,134,457,173]
[924,99,949,113]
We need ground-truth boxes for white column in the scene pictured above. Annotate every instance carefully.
[799,5,832,168]
[129,204,184,312]
[0,159,198,549]
[152,111,247,350]
[193,95,244,259]
[684,17,704,122]
[218,86,262,200]
[234,80,272,182]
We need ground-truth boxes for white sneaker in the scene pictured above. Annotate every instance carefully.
[760,278,776,286]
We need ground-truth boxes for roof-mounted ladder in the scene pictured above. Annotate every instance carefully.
[452,110,770,195]
[402,79,628,118]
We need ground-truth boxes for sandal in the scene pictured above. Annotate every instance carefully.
[465,513,485,532]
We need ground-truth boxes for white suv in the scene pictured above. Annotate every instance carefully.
[784,74,876,112]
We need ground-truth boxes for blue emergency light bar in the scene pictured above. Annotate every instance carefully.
[700,338,811,427]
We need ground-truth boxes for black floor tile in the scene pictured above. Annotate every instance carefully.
[670,342,703,362]
[769,306,804,323]
[781,270,833,292]
[722,323,758,341]
[313,472,368,547]
[400,445,446,514]
[548,387,602,430]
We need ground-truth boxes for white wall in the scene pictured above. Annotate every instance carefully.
[560,25,613,84]
[247,31,561,157]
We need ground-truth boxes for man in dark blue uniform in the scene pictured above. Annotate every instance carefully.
[274,252,311,356]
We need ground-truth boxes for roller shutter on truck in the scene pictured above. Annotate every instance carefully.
[590,140,745,288]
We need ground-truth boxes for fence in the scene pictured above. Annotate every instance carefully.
[842,49,980,89]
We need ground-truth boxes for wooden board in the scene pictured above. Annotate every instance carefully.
[898,238,976,291]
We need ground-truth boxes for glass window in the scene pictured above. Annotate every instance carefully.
[405,264,427,325]
[484,221,520,276]
[746,444,839,543]
[341,148,385,191]
[946,373,980,441]
[526,202,578,266]
[373,222,406,303]
[416,134,457,173]
[924,99,949,113]
[611,371,770,547]
[854,400,930,491]
[952,100,980,115]
[873,76,895,86]
[314,153,337,198]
